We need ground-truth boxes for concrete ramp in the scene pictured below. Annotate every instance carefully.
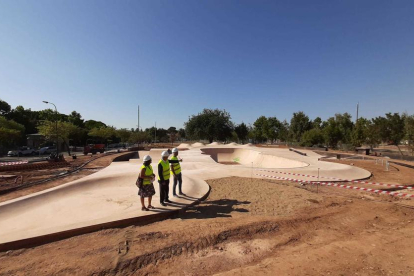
[200,148,309,169]
[0,160,209,250]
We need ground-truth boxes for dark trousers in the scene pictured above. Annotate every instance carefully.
[158,179,170,203]
[173,173,183,195]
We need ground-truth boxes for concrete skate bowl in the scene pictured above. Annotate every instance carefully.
[0,160,210,251]
[200,148,309,169]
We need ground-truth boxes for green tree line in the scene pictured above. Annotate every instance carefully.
[2,98,414,156]
[0,99,185,154]
[185,109,414,155]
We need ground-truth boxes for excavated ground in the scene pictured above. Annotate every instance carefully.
[0,152,130,203]
[1,174,414,275]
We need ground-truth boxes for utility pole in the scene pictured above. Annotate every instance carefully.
[356,102,359,123]
[137,105,140,132]
[155,122,157,143]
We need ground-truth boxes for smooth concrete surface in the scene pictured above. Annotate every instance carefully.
[0,145,370,249]
[200,148,309,168]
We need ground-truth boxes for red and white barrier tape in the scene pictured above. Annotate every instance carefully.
[257,169,413,190]
[255,173,414,198]
[0,161,29,166]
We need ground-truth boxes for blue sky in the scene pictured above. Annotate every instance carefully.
[1,1,413,130]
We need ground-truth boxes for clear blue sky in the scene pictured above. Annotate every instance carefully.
[1,1,413,130]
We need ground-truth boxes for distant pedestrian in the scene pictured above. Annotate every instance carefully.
[138,155,156,211]
[170,148,184,196]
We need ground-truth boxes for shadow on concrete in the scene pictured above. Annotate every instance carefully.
[177,194,198,201]
[180,199,250,219]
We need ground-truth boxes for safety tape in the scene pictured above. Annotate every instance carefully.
[257,169,413,190]
[0,161,29,166]
[255,173,414,198]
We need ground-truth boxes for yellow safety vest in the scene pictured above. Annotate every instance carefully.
[140,165,153,185]
[158,159,170,180]
[170,156,181,175]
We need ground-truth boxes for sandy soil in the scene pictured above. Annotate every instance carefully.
[325,159,414,186]
[0,152,131,203]
[1,176,414,276]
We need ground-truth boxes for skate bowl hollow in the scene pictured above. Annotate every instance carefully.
[200,148,309,169]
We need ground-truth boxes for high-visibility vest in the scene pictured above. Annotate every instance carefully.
[140,165,153,185]
[158,159,170,180]
[170,156,181,175]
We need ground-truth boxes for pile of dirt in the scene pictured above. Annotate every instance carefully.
[2,176,414,275]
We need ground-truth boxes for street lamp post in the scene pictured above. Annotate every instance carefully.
[42,101,59,159]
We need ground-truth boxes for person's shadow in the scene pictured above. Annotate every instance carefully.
[180,199,250,219]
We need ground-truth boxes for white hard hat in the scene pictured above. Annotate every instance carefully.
[161,151,170,157]
[172,148,178,153]
[143,155,152,162]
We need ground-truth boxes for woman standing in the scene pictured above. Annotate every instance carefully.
[138,155,156,211]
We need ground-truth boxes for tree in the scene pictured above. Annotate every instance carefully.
[385,113,405,146]
[335,113,354,144]
[351,118,368,147]
[404,114,414,155]
[185,109,234,143]
[234,122,249,143]
[279,120,289,142]
[68,111,85,128]
[84,120,106,130]
[312,117,323,129]
[323,113,354,148]
[38,120,80,155]
[38,109,58,122]
[267,117,282,143]
[324,117,342,148]
[0,116,25,153]
[252,116,268,142]
[129,130,151,144]
[6,105,38,135]
[0,99,11,115]
[365,120,380,149]
[116,128,132,143]
[178,128,186,140]
[88,126,116,143]
[289,112,311,142]
[373,113,405,155]
[167,127,178,144]
[301,128,324,147]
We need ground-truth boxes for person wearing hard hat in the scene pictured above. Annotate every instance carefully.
[138,155,156,211]
[170,148,184,196]
[157,151,174,206]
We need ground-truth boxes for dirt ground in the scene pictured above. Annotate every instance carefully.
[2,175,414,276]
[326,159,414,186]
[0,152,131,203]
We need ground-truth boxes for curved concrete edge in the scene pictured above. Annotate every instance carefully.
[0,184,211,252]
[0,151,136,196]
[199,147,310,169]
[0,161,210,251]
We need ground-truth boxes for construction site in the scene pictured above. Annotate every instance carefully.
[1,143,414,275]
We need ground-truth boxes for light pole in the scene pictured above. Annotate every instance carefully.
[42,101,59,158]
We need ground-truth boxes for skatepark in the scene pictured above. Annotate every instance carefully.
[0,144,371,251]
